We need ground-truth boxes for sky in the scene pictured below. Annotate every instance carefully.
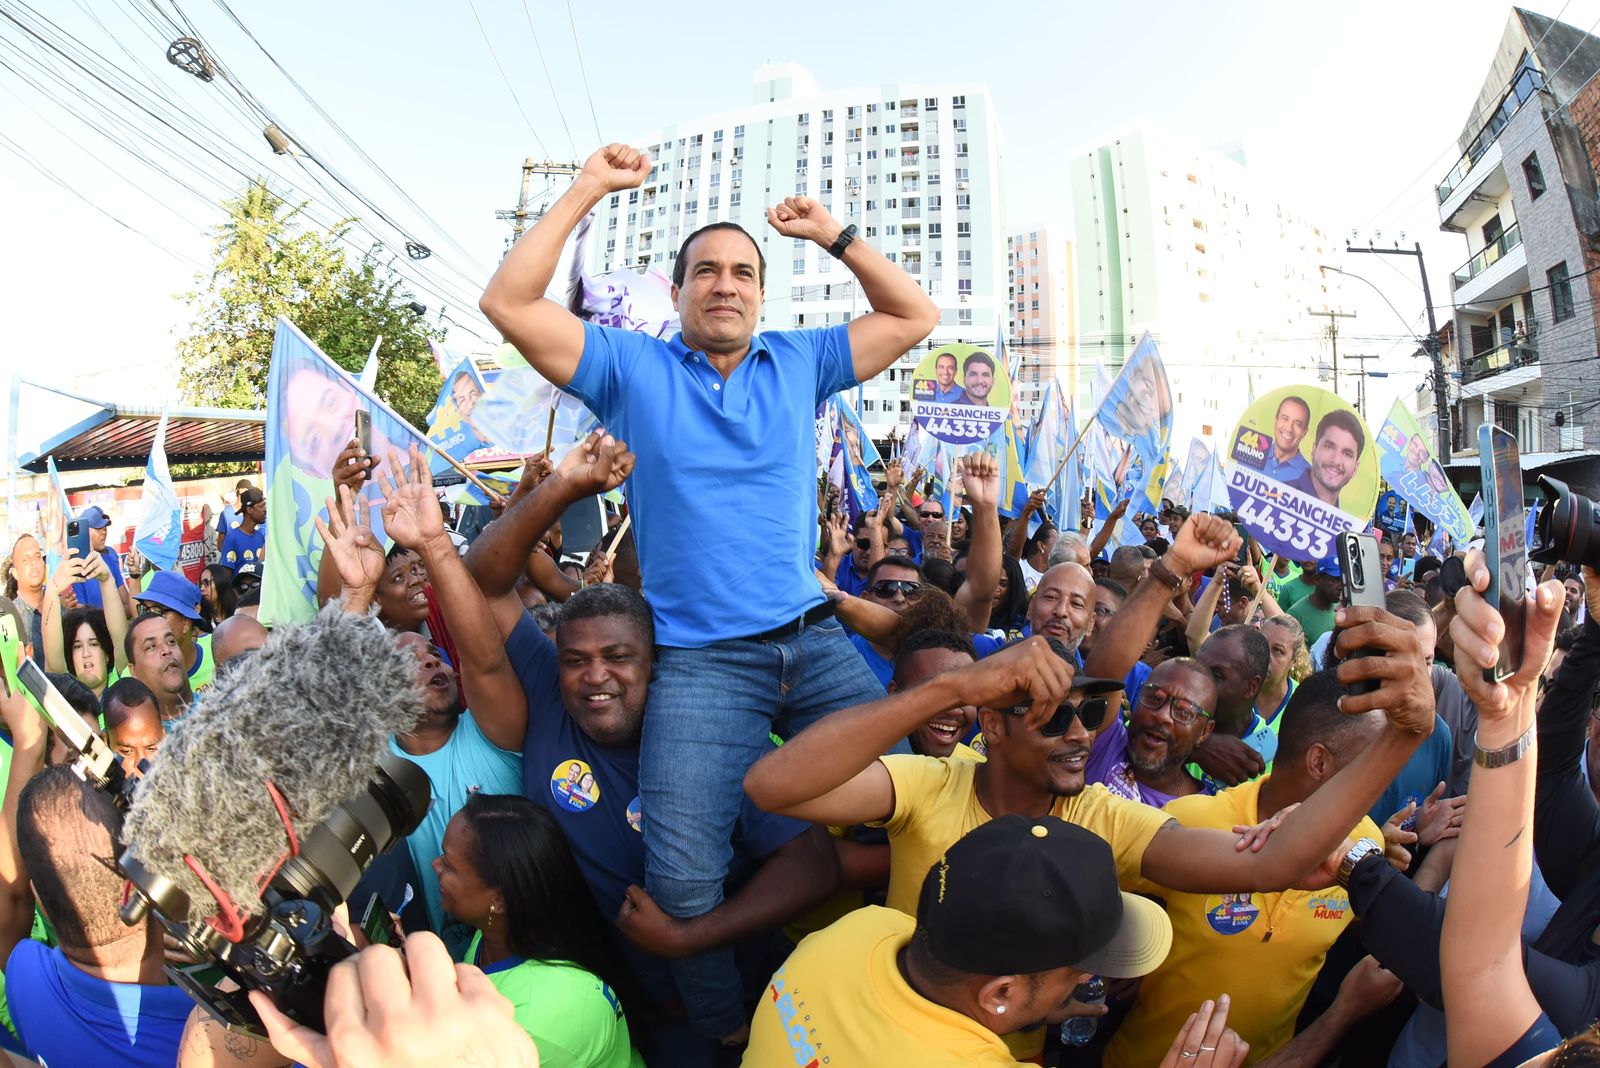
[4,0,1597,443]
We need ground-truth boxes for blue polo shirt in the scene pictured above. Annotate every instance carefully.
[567,323,858,647]
[834,555,872,597]
[1261,450,1310,484]
[505,613,809,995]
[6,940,192,1068]
[848,632,894,690]
[70,547,126,608]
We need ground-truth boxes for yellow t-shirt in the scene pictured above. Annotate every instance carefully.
[744,906,1024,1067]
[951,741,986,762]
[876,756,1171,916]
[1103,777,1382,1068]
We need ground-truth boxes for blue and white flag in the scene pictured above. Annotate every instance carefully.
[41,455,70,576]
[836,400,881,525]
[133,408,181,571]
[358,336,381,392]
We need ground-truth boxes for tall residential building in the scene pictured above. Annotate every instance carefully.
[1430,8,1600,492]
[583,63,1005,443]
[1069,126,1341,449]
[1006,225,1077,423]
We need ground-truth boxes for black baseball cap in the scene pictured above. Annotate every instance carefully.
[240,488,265,508]
[917,815,1171,978]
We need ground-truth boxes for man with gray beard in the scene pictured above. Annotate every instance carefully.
[1086,658,1218,806]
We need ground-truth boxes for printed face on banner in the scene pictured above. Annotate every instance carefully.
[1226,385,1378,561]
[1100,348,1173,446]
[910,344,1011,446]
[1375,401,1475,544]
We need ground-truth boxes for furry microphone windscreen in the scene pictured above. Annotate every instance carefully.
[122,603,423,918]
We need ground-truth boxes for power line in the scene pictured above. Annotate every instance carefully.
[563,0,601,143]
[517,0,576,159]
[462,0,551,159]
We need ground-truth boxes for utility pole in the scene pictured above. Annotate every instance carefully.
[1347,242,1448,461]
[495,158,583,252]
[1344,353,1379,420]
[1307,307,1356,395]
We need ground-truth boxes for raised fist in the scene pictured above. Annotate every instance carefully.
[582,144,651,194]
[766,196,844,246]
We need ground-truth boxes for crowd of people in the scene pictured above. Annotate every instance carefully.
[0,143,1595,1067]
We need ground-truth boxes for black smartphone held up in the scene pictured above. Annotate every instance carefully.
[65,519,92,563]
[360,892,402,947]
[1232,522,1251,568]
[1337,531,1386,696]
[1480,423,1528,683]
[354,409,373,460]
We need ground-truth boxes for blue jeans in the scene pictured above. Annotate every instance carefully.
[640,616,885,1039]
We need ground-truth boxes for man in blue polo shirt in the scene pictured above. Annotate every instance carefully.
[479,142,939,1043]
[1262,394,1312,484]
[68,505,132,615]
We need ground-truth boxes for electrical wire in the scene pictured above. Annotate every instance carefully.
[462,0,551,159]
[517,0,576,159]
[563,0,601,143]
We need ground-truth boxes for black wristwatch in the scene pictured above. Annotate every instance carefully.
[827,224,859,259]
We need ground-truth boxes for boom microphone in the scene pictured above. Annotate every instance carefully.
[119,602,431,1033]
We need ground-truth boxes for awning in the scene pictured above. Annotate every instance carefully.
[1444,449,1600,469]
[10,380,264,473]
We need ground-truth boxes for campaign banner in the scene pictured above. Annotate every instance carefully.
[1226,385,1378,561]
[1375,399,1474,544]
[836,399,881,524]
[425,358,493,503]
[260,317,430,627]
[1175,438,1211,508]
[1375,489,1409,537]
[1094,333,1174,548]
[133,408,181,571]
[910,344,1010,447]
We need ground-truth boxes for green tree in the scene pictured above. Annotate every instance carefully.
[177,179,446,428]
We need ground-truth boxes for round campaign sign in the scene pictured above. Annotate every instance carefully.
[910,344,1011,446]
[1224,385,1379,562]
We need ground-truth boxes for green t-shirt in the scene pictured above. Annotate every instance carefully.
[1287,595,1338,647]
[189,634,215,692]
[467,931,643,1068]
[1275,573,1317,609]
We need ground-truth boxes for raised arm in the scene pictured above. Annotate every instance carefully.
[464,431,635,638]
[316,438,377,608]
[0,677,46,965]
[616,825,841,959]
[377,447,528,752]
[743,638,1074,825]
[1141,606,1435,893]
[92,552,130,673]
[1442,552,1563,1067]
[764,199,938,381]
[480,145,651,386]
[1086,514,1238,683]
[1185,566,1227,653]
[1086,497,1129,562]
[952,452,1001,634]
[40,552,82,674]
[1005,490,1046,560]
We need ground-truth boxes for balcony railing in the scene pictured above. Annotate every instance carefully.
[1437,63,1545,203]
[1461,340,1538,383]
[1453,222,1522,285]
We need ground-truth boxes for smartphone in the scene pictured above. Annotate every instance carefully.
[361,892,402,947]
[1338,531,1386,696]
[0,611,16,698]
[1232,522,1251,568]
[1479,424,1528,682]
[65,519,92,563]
[354,409,373,459]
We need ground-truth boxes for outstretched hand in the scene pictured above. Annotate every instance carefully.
[313,483,386,600]
[554,430,636,498]
[1449,548,1563,730]
[377,446,447,553]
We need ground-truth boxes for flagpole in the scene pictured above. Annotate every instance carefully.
[1043,408,1102,491]
[420,437,505,505]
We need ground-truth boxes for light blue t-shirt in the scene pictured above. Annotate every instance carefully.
[566,323,858,647]
[390,711,521,959]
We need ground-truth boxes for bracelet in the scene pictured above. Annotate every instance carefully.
[1148,558,1183,592]
[827,224,859,260]
[1473,723,1535,769]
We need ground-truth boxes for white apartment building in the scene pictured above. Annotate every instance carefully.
[1007,225,1077,424]
[583,63,1005,443]
[1069,126,1341,450]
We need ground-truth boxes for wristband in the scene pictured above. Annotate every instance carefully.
[1148,558,1183,592]
[1474,722,1535,768]
[827,224,859,260]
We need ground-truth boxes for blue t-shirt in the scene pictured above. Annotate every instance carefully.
[848,632,894,690]
[504,614,807,994]
[70,547,125,608]
[566,323,857,647]
[834,555,872,598]
[218,523,266,571]
[7,940,192,1068]
[1368,714,1453,828]
[389,712,521,958]
[972,630,1151,708]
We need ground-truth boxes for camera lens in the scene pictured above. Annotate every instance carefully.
[1531,476,1600,569]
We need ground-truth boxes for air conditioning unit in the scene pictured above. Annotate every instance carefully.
[732,179,741,189]
[956,181,969,190]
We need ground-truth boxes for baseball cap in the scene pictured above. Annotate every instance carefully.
[240,488,265,508]
[231,562,263,589]
[134,571,203,622]
[917,815,1171,978]
[1316,556,1342,578]
[77,505,111,529]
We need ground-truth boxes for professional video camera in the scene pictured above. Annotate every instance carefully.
[1531,475,1600,570]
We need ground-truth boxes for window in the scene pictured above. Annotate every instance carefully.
[952,95,966,108]
[628,190,640,204]
[958,308,973,325]
[729,190,741,207]
[713,129,724,142]
[1550,261,1575,322]
[796,181,808,195]
[956,222,971,236]
[710,172,721,185]
[734,125,745,137]
[956,194,971,209]
[957,249,972,265]
[931,251,942,267]
[958,278,972,295]
[924,96,939,109]
[798,113,809,126]
[954,118,967,132]
[1523,152,1546,199]
[708,194,719,210]
[823,109,833,121]
[684,200,698,214]
[794,257,806,272]
[822,154,833,167]
[956,142,970,157]
[928,223,942,239]
[867,148,878,160]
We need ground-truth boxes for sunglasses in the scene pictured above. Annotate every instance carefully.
[919,510,944,520]
[868,579,922,598]
[1137,684,1211,726]
[1007,695,1112,737]
[855,537,872,550]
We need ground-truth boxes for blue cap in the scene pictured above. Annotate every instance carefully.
[1316,556,1342,578]
[134,571,203,622]
[77,505,111,529]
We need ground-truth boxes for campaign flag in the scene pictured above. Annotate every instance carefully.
[41,455,69,576]
[1022,380,1081,529]
[901,421,943,485]
[425,358,493,503]
[815,398,836,477]
[473,349,599,463]
[260,317,433,628]
[1175,439,1211,509]
[836,400,881,524]
[133,408,181,571]
[1090,334,1174,548]
[1468,493,1484,529]
[358,337,381,392]
[991,417,1030,520]
[1375,400,1474,545]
